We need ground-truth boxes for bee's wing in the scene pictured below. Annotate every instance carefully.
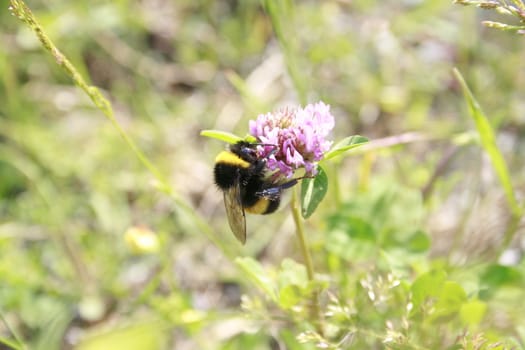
[223,177,246,244]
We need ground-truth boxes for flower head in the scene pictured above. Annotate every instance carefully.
[249,101,335,179]
[124,226,160,254]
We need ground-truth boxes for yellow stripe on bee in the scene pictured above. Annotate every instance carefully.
[245,199,270,214]
[215,151,251,168]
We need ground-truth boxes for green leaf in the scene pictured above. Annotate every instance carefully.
[301,165,328,219]
[460,299,487,326]
[344,216,376,241]
[200,130,243,144]
[325,230,376,261]
[432,281,467,319]
[75,322,167,350]
[410,270,447,310]
[406,230,430,252]
[481,264,523,288]
[323,135,369,160]
[278,285,303,310]
[278,258,309,290]
[453,68,522,218]
[277,259,317,310]
[235,257,278,302]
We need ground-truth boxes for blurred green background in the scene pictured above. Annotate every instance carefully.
[1,0,525,349]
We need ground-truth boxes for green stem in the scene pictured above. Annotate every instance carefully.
[8,0,237,259]
[290,189,323,335]
[291,190,314,280]
[9,0,169,191]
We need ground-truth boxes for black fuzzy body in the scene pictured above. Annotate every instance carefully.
[214,141,281,215]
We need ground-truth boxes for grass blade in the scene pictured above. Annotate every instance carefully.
[453,68,522,218]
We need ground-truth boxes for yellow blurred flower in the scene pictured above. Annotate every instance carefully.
[124,226,160,254]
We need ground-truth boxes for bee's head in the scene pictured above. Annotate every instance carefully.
[230,141,257,159]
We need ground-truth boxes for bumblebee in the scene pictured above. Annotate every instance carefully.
[214,141,298,244]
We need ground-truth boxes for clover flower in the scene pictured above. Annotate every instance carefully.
[249,101,335,179]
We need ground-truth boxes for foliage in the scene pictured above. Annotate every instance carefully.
[1,0,525,349]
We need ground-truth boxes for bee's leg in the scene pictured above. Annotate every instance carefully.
[278,178,299,190]
[256,178,299,199]
[255,186,283,200]
[279,175,316,189]
[256,175,315,199]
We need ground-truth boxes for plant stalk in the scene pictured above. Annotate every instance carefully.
[291,189,323,335]
[8,0,238,259]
